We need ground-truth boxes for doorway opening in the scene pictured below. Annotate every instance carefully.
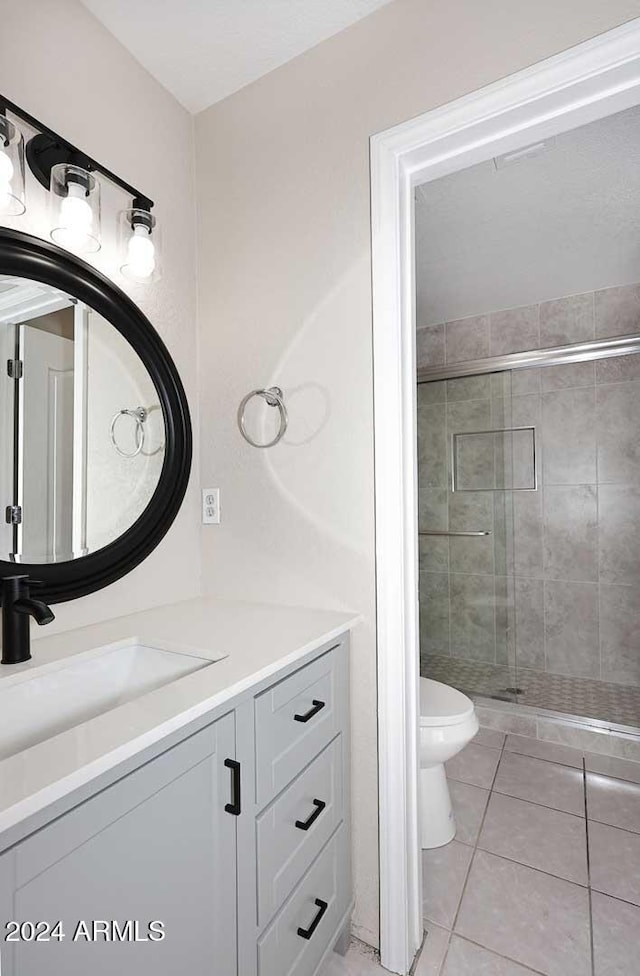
[371,19,640,974]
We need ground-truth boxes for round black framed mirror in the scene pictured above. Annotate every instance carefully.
[0,228,191,604]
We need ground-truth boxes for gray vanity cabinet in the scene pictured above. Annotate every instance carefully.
[0,633,352,976]
[3,712,237,976]
[237,639,352,976]
[0,849,13,974]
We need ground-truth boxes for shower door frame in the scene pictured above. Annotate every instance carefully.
[370,19,640,975]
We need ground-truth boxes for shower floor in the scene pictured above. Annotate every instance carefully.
[422,653,640,729]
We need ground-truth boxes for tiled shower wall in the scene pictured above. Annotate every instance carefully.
[418,282,640,690]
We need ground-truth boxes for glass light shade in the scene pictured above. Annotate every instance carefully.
[119,208,161,282]
[0,116,26,217]
[50,163,101,253]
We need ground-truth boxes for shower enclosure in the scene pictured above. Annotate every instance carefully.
[418,333,640,732]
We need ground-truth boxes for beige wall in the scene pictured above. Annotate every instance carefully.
[195,0,640,946]
[0,0,200,633]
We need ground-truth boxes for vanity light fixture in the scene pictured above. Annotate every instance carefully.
[0,109,26,217]
[0,92,155,269]
[119,200,161,282]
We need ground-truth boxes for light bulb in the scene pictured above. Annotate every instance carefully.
[0,149,14,184]
[52,180,96,251]
[125,224,155,279]
[60,182,93,230]
[0,149,15,215]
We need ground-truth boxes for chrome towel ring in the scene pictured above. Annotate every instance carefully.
[110,407,148,458]
[238,387,287,448]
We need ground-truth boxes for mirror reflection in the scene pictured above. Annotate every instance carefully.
[0,274,165,563]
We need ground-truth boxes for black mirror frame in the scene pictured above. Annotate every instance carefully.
[0,228,192,605]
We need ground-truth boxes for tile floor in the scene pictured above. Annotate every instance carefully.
[324,940,386,975]
[421,728,640,976]
[326,728,640,976]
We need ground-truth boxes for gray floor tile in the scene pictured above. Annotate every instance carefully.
[494,751,585,816]
[442,936,539,975]
[589,821,640,906]
[446,743,501,789]
[448,780,490,847]
[478,793,588,885]
[422,840,473,929]
[414,923,450,976]
[324,944,384,975]
[455,850,591,976]
[592,891,640,976]
[587,772,640,833]
[504,733,583,769]
[473,728,506,749]
[585,752,640,785]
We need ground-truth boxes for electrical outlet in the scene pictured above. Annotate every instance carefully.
[202,488,220,524]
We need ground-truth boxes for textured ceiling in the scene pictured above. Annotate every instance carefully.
[80,0,393,112]
[415,103,640,326]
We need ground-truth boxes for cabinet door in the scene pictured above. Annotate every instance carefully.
[0,849,15,975]
[10,713,237,976]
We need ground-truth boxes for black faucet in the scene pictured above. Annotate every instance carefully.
[1,576,55,665]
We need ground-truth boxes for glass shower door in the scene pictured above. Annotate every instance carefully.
[418,370,530,704]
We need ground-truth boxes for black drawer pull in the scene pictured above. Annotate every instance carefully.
[294,699,325,723]
[224,759,241,815]
[297,898,328,940]
[295,799,326,831]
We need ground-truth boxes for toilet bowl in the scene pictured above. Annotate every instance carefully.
[419,677,479,849]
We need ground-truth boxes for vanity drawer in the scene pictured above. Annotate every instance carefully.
[257,824,349,976]
[255,646,342,808]
[257,735,343,928]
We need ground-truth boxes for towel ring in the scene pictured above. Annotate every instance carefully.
[110,407,148,458]
[238,387,287,448]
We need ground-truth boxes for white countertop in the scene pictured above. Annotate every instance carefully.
[0,598,358,839]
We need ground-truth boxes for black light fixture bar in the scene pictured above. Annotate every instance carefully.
[0,92,154,211]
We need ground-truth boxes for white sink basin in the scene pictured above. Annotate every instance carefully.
[0,641,218,761]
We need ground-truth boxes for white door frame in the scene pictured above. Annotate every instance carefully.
[371,18,640,974]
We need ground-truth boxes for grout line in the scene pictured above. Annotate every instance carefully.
[588,814,640,837]
[474,837,589,888]
[445,569,604,585]
[436,935,454,976]
[443,934,548,976]
[448,736,507,935]
[584,757,596,976]
[426,923,452,976]
[451,838,592,896]
[588,886,640,912]
[484,782,584,819]
[504,747,583,771]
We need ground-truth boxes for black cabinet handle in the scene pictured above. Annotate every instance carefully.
[224,759,241,815]
[297,899,328,940]
[295,799,326,831]
[294,699,325,723]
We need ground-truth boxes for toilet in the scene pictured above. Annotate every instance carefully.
[419,677,479,848]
